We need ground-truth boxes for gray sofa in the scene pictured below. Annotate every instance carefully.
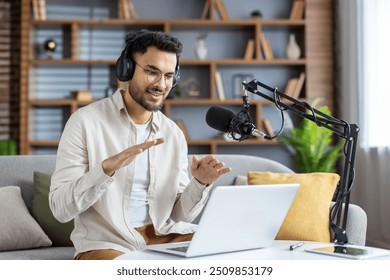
[0,154,367,260]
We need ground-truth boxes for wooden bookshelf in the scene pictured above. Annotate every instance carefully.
[19,0,334,155]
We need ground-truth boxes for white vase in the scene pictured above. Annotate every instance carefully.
[286,34,301,59]
[195,39,207,60]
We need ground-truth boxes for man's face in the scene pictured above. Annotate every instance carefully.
[127,46,177,112]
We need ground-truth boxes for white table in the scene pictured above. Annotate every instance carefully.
[116,240,390,260]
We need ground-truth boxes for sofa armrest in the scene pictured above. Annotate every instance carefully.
[345,203,367,246]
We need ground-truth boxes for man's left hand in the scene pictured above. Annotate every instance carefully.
[190,155,232,186]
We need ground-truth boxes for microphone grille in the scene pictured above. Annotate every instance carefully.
[205,106,235,132]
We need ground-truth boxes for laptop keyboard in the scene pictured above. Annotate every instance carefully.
[167,245,189,253]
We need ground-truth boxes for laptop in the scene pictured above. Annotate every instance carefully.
[146,183,300,258]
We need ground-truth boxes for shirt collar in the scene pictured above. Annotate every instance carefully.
[111,89,162,132]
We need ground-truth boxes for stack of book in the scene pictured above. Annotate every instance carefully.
[284,72,306,99]
[31,0,46,20]
[259,32,274,60]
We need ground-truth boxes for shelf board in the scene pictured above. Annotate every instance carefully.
[31,58,306,66]
[29,140,60,147]
[31,18,305,28]
[29,99,94,106]
[180,59,307,66]
[30,59,116,65]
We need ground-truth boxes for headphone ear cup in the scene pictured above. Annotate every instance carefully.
[172,66,180,88]
[115,55,135,82]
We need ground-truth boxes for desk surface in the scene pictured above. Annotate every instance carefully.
[116,240,390,260]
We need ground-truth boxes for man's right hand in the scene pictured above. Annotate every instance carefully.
[102,138,164,176]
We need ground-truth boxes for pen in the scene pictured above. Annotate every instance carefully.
[290,242,305,250]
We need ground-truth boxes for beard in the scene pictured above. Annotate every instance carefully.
[127,81,166,112]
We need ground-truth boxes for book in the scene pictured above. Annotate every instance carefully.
[255,35,263,60]
[294,1,305,19]
[265,39,274,60]
[262,119,275,138]
[259,33,274,60]
[118,0,124,18]
[289,0,305,20]
[214,71,226,100]
[244,39,255,60]
[38,0,46,20]
[71,90,93,102]
[121,0,130,19]
[284,78,298,97]
[128,0,139,19]
[32,0,40,19]
[291,72,306,99]
[175,120,190,141]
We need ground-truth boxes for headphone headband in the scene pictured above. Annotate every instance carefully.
[115,37,180,87]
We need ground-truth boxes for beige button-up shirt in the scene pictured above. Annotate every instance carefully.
[49,90,211,256]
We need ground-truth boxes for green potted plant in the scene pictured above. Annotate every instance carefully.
[0,139,17,156]
[281,100,343,173]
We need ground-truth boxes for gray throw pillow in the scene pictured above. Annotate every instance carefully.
[0,186,52,251]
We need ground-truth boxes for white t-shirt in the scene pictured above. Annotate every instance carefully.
[129,121,151,227]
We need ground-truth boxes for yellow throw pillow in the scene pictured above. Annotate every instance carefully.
[247,172,340,242]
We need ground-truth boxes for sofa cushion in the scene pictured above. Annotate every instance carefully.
[247,172,340,242]
[0,186,52,251]
[32,171,74,246]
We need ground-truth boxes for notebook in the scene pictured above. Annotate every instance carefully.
[146,183,299,258]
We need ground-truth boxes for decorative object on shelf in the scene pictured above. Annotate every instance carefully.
[195,33,208,60]
[181,78,201,98]
[233,73,254,99]
[251,10,262,18]
[201,0,229,20]
[43,38,57,59]
[71,90,93,102]
[286,33,301,59]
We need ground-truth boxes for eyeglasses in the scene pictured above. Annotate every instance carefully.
[134,60,175,87]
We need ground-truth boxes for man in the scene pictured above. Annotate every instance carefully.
[49,30,231,260]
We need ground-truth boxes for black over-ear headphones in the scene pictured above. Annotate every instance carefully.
[115,35,180,87]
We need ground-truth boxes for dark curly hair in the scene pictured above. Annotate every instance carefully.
[124,29,183,62]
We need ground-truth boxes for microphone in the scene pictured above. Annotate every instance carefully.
[205,106,268,141]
